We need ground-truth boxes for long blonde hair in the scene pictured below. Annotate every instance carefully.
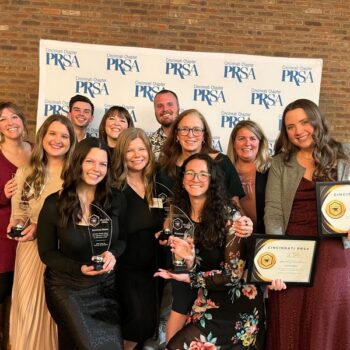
[23,115,76,199]
[227,120,270,173]
[111,128,155,206]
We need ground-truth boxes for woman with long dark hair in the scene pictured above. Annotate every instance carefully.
[157,109,247,340]
[155,153,265,349]
[37,137,126,349]
[265,99,350,349]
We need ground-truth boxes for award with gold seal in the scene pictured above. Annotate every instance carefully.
[247,235,318,286]
[316,181,350,237]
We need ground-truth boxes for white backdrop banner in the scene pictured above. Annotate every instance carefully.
[38,39,322,153]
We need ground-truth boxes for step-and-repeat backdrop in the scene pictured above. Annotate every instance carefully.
[38,39,322,152]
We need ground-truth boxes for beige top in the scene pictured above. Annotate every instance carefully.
[11,165,63,225]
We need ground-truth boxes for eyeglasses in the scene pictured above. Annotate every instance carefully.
[183,170,211,181]
[177,127,204,136]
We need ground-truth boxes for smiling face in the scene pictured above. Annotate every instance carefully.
[81,147,108,187]
[0,107,25,141]
[68,101,94,128]
[234,127,260,162]
[154,92,179,128]
[176,113,205,154]
[183,158,210,200]
[125,137,150,173]
[105,112,129,144]
[42,121,71,159]
[285,108,315,152]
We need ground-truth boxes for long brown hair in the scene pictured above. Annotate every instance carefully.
[23,115,76,199]
[275,99,347,181]
[159,109,217,178]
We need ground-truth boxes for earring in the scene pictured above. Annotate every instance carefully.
[202,139,205,144]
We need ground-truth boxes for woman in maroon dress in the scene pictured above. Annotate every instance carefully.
[265,99,350,350]
[0,102,32,348]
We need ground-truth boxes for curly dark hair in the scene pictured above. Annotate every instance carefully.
[58,137,112,227]
[173,153,232,249]
[274,99,347,181]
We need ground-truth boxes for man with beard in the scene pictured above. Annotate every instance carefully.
[149,90,179,160]
[68,94,94,142]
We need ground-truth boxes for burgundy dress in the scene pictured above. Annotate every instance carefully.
[267,177,350,350]
[0,150,18,273]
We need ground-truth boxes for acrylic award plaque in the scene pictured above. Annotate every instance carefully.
[169,204,194,272]
[9,180,33,238]
[87,204,113,271]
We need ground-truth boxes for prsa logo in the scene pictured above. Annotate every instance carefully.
[106,54,140,75]
[211,137,223,152]
[221,111,251,128]
[135,81,165,102]
[224,62,256,83]
[251,89,283,110]
[44,100,69,116]
[76,77,109,98]
[46,49,80,70]
[194,85,226,106]
[165,58,198,80]
[281,65,314,86]
[104,104,137,123]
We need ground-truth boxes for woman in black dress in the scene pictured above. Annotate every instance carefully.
[37,137,126,350]
[155,153,265,349]
[111,128,163,350]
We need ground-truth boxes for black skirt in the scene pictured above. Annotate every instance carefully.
[44,268,122,350]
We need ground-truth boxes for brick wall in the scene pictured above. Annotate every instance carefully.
[1,0,349,142]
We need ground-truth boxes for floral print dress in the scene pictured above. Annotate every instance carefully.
[167,229,265,350]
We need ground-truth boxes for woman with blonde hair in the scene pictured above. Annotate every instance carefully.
[8,114,76,350]
[227,120,270,233]
[0,102,32,348]
[112,128,164,350]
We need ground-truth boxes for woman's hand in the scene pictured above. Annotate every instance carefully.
[169,236,195,269]
[154,268,190,283]
[231,216,253,238]
[4,178,17,198]
[7,221,36,242]
[81,251,116,276]
[268,278,287,291]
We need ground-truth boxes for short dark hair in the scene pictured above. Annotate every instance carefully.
[154,89,179,105]
[69,94,94,115]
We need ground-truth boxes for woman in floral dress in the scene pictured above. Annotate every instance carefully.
[155,153,265,350]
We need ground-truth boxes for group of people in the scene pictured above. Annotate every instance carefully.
[0,90,349,350]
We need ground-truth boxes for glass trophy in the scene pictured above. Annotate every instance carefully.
[9,180,33,238]
[169,204,195,273]
[87,204,113,271]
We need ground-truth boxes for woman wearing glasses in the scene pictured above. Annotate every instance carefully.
[158,109,250,342]
[155,153,264,349]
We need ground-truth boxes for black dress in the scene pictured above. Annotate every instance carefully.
[37,190,127,350]
[167,221,265,350]
[116,185,163,345]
